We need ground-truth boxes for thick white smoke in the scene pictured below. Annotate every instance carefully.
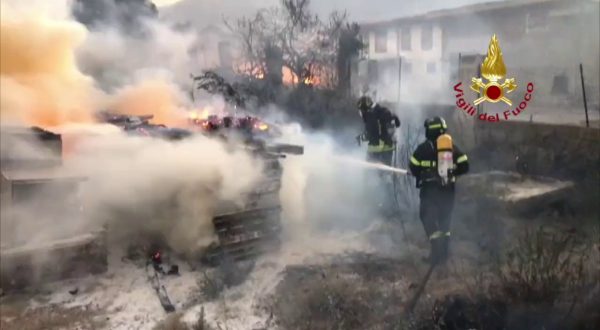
[0,0,265,257]
[68,132,265,255]
[277,123,388,241]
[1,127,265,256]
[76,20,200,91]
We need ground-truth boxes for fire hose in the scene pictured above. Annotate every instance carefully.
[404,263,436,316]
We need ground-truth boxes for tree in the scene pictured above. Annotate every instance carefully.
[226,0,364,91]
[337,22,363,94]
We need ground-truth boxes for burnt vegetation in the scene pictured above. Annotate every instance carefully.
[217,0,366,130]
[262,225,599,330]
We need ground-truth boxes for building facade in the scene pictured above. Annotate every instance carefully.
[354,0,600,109]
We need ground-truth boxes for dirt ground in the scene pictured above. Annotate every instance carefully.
[0,295,105,330]
[264,209,600,330]
[0,184,597,330]
[269,253,415,330]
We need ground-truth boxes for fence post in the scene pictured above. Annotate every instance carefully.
[579,63,589,128]
[397,56,402,105]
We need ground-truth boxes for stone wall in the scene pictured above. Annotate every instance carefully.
[470,121,599,177]
[467,121,599,210]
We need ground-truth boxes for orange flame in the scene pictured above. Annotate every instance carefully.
[189,108,210,120]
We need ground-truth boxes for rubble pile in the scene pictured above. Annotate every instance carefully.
[0,127,107,292]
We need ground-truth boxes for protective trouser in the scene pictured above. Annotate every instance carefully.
[419,185,455,264]
[366,149,395,218]
[367,149,394,166]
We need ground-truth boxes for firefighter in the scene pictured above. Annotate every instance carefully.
[357,96,401,166]
[357,96,401,218]
[409,117,469,265]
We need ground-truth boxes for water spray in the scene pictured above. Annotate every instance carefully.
[332,156,410,175]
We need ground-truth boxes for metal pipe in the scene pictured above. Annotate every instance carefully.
[579,63,589,127]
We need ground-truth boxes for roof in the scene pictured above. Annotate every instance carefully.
[1,167,86,182]
[0,126,60,139]
[360,0,594,29]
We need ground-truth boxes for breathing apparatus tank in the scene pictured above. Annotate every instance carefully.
[436,134,453,186]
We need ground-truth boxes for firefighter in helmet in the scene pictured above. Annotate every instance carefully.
[357,96,401,166]
[409,117,469,265]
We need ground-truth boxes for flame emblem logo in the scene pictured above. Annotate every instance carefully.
[471,34,517,106]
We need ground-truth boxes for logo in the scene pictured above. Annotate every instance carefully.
[453,34,534,122]
[471,34,517,106]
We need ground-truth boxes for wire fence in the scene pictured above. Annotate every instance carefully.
[392,123,421,216]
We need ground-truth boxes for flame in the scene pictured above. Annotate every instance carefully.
[236,62,324,86]
[282,67,296,86]
[234,61,265,80]
[303,76,320,86]
[481,34,507,82]
[189,108,210,120]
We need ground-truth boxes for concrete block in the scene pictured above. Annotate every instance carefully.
[0,231,107,292]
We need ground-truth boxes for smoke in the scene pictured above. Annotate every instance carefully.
[75,19,200,91]
[1,129,265,256]
[277,123,389,243]
[0,0,417,259]
[109,80,190,126]
[160,0,497,28]
[0,0,215,129]
[0,0,265,257]
[68,132,264,255]
[0,0,100,127]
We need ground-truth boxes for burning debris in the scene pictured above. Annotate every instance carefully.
[97,111,193,140]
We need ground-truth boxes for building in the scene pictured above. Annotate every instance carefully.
[187,24,237,71]
[354,0,600,109]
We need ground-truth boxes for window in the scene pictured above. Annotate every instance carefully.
[402,61,412,75]
[401,27,411,51]
[526,12,548,33]
[421,24,433,51]
[551,74,569,95]
[375,30,387,53]
[427,62,436,73]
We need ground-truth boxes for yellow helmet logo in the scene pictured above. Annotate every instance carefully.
[470,35,517,106]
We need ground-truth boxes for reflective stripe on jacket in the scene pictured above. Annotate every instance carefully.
[368,140,395,153]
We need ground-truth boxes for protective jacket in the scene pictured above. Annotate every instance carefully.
[359,104,400,153]
[409,139,469,189]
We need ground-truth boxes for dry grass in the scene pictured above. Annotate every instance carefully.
[198,259,254,301]
[270,256,412,330]
[494,226,589,305]
[0,302,104,330]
